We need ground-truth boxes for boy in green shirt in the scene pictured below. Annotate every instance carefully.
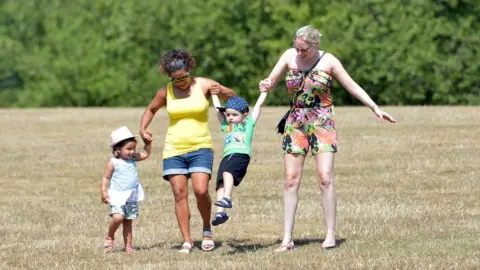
[211,92,267,226]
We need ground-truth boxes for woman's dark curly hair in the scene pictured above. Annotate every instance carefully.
[158,50,196,75]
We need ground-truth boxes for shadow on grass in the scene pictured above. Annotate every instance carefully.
[166,240,224,251]
[286,237,347,249]
[224,237,347,254]
[123,238,346,253]
[224,239,277,254]
[134,242,167,251]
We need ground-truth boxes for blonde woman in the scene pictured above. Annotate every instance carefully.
[260,25,396,251]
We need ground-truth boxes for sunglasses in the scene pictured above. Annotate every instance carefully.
[170,73,190,84]
[293,44,314,52]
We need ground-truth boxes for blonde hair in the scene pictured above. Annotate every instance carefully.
[294,25,322,44]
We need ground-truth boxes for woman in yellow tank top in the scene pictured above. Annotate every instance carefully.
[140,50,236,253]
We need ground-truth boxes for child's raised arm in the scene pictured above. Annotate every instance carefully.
[211,95,226,124]
[135,133,153,161]
[100,160,114,204]
[252,92,268,123]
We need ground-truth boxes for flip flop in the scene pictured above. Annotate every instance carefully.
[214,197,232,208]
[274,241,295,252]
[322,241,337,250]
[124,246,136,254]
[211,212,229,226]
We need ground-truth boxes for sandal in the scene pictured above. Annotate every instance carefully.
[274,241,295,252]
[124,246,136,254]
[211,212,229,226]
[201,231,215,251]
[178,242,193,254]
[103,236,114,250]
[214,197,232,208]
[322,240,337,250]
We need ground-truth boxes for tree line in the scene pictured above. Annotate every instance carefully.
[1,0,479,107]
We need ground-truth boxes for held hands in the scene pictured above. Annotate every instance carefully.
[372,106,397,123]
[210,83,221,95]
[259,78,272,92]
[140,130,153,144]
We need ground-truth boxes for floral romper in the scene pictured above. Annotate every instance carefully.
[282,56,337,155]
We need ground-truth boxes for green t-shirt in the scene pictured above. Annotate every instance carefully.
[221,116,256,157]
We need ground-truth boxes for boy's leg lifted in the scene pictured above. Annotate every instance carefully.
[212,182,231,226]
[215,172,234,208]
[211,154,250,226]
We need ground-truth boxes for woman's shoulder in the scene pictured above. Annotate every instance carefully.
[158,84,168,93]
[320,51,339,63]
[195,77,215,93]
[319,52,341,73]
[283,48,297,58]
[153,85,168,99]
[195,77,214,85]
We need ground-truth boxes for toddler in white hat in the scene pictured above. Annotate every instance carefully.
[100,126,153,253]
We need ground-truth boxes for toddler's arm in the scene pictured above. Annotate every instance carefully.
[135,134,153,161]
[252,92,268,123]
[100,160,114,204]
[211,95,226,124]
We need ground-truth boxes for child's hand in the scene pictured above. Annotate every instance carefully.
[259,78,272,92]
[101,191,110,204]
[142,131,153,144]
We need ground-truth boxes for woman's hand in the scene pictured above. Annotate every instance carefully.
[201,78,236,100]
[141,130,153,144]
[259,78,272,92]
[210,83,221,95]
[372,106,397,123]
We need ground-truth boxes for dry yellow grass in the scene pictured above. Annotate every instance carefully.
[0,106,479,270]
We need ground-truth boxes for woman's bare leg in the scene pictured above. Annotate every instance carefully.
[169,175,191,244]
[191,172,213,249]
[281,154,306,245]
[315,152,336,247]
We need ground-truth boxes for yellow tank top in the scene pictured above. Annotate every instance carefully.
[163,81,213,159]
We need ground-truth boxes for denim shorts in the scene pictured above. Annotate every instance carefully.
[162,148,214,180]
[110,202,138,220]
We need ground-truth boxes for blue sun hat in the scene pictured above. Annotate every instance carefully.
[217,96,249,113]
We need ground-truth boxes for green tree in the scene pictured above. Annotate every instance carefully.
[0,0,478,107]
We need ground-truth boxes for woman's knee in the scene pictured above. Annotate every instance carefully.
[191,173,210,198]
[193,187,209,198]
[318,170,333,188]
[172,187,188,202]
[284,170,301,190]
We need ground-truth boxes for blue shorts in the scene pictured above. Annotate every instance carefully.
[110,202,138,220]
[162,148,214,180]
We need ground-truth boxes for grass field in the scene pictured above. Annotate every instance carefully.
[0,106,479,269]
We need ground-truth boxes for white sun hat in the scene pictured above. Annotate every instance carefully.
[110,126,137,147]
